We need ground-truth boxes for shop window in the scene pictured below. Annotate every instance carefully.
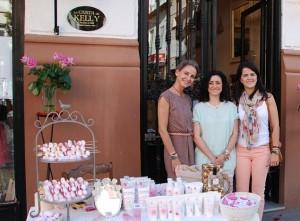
[0,0,14,204]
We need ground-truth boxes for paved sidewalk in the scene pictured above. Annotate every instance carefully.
[263,208,300,221]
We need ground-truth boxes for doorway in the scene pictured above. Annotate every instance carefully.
[140,0,177,183]
[139,0,281,204]
[139,0,214,183]
[225,0,280,207]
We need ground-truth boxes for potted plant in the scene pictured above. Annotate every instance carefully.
[21,52,73,112]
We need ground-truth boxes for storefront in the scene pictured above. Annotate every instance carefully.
[0,0,300,220]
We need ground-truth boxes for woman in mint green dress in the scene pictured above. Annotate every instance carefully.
[193,71,238,175]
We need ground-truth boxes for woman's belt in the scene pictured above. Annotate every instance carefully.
[169,132,193,136]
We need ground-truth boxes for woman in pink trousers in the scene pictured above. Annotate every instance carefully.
[233,61,282,220]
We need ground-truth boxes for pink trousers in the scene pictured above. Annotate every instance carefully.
[235,145,270,221]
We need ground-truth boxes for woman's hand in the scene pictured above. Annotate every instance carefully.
[215,154,226,167]
[270,153,280,167]
[171,158,181,172]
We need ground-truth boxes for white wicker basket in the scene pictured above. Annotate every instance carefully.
[220,192,260,221]
[175,165,202,182]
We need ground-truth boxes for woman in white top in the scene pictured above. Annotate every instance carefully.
[233,61,281,220]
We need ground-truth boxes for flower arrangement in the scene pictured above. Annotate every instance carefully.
[21,52,74,112]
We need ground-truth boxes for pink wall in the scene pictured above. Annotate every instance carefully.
[24,35,141,208]
[281,49,300,207]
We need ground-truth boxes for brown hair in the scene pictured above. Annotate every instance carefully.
[176,59,199,75]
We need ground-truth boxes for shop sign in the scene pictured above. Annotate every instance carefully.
[67,6,105,31]
[148,53,166,63]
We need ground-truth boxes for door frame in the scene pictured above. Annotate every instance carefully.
[138,0,148,176]
[12,0,26,219]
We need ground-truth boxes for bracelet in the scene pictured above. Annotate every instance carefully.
[271,148,281,155]
[272,146,280,150]
[224,149,230,155]
[271,148,283,162]
[211,156,217,163]
[223,149,230,161]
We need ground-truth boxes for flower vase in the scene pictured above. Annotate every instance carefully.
[42,86,56,113]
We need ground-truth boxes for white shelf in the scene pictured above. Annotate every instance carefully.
[39,156,91,164]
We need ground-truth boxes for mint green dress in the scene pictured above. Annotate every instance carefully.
[193,102,238,174]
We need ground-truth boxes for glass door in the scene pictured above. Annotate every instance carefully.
[0,0,14,205]
[0,0,26,220]
[240,1,263,80]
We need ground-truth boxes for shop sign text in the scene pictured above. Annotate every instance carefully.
[67,6,105,31]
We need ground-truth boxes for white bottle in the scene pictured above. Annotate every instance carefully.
[173,182,180,195]
[166,178,174,196]
[176,177,184,195]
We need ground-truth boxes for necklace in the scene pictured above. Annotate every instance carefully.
[172,86,183,96]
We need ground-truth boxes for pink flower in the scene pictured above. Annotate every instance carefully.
[53,52,65,61]
[53,52,74,67]
[20,55,37,68]
[67,57,74,65]
[59,57,74,67]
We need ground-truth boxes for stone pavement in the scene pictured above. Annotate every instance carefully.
[263,208,300,221]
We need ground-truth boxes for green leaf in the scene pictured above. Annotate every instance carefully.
[58,75,72,90]
[28,81,35,91]
[32,87,40,96]
[27,60,72,94]
[28,81,41,96]
[39,71,48,81]
[36,80,44,92]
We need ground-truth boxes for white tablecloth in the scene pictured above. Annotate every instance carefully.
[27,207,259,221]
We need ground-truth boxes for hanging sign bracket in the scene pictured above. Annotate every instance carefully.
[54,0,59,35]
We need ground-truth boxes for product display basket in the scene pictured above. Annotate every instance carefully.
[220,192,261,221]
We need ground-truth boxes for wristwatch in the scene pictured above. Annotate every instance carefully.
[169,152,178,160]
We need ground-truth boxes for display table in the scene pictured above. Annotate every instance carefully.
[27,207,259,221]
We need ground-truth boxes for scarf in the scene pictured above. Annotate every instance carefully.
[239,91,263,148]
